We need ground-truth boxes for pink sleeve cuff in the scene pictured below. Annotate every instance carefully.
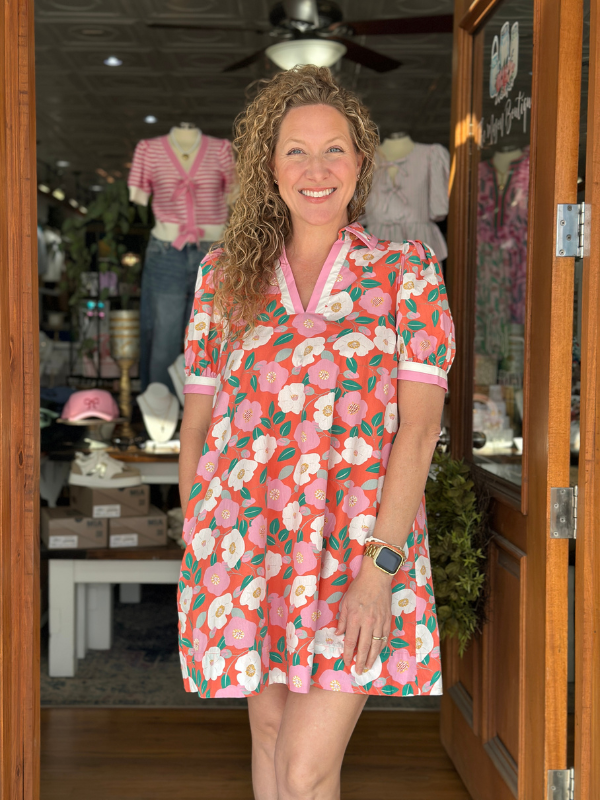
[183,384,216,396]
[397,366,448,391]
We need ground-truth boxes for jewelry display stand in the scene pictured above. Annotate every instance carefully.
[109,309,140,444]
[137,382,179,443]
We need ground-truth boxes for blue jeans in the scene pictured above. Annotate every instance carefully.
[139,236,213,393]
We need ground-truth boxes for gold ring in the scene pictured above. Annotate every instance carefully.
[371,636,387,641]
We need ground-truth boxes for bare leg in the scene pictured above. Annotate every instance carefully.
[275,686,368,800]
[247,683,289,800]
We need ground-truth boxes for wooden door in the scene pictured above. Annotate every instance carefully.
[441,0,584,798]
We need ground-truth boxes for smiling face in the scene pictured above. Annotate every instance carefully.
[272,104,364,234]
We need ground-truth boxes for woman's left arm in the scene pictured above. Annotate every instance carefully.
[336,379,445,675]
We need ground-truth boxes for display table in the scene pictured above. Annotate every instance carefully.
[47,543,183,677]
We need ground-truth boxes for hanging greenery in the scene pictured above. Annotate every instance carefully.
[425,449,492,656]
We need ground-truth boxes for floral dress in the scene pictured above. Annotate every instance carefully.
[178,222,455,698]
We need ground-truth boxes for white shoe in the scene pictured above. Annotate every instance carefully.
[69,451,142,488]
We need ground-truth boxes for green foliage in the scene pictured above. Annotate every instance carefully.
[425,450,491,656]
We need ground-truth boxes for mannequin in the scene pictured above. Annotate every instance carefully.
[137,382,179,443]
[167,353,186,407]
[492,147,523,191]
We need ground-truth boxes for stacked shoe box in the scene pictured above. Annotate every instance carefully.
[41,507,109,550]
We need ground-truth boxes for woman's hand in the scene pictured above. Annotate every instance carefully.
[335,557,393,676]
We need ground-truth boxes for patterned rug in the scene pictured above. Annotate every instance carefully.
[41,584,441,709]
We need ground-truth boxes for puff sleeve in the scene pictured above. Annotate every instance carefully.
[428,144,450,222]
[128,139,153,206]
[395,240,455,390]
[183,250,223,396]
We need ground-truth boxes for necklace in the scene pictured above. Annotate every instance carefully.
[169,128,201,161]
[140,393,177,438]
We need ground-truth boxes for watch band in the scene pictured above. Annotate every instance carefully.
[364,542,407,575]
[364,536,407,559]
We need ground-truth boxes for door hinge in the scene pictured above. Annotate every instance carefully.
[548,768,574,800]
[556,203,590,258]
[550,486,577,539]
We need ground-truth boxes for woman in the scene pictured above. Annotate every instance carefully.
[178,66,455,800]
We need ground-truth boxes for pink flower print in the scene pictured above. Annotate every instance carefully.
[323,509,336,537]
[415,594,427,623]
[292,314,327,337]
[215,498,240,528]
[258,361,289,394]
[261,633,271,667]
[213,390,230,418]
[203,562,231,596]
[289,664,311,693]
[198,450,220,481]
[234,399,262,431]
[440,311,453,336]
[248,514,268,548]
[300,599,333,630]
[359,287,392,316]
[342,482,370,519]
[319,669,353,693]
[387,648,417,685]
[338,391,368,426]
[307,358,339,389]
[224,616,257,650]
[380,442,392,468]
[182,516,196,545]
[374,368,395,406]
[293,420,320,454]
[214,684,246,698]
[416,499,426,528]
[334,267,358,292]
[292,542,318,576]
[192,627,208,663]
[266,478,291,511]
[269,594,288,629]
[348,554,363,578]
[409,330,438,361]
[184,344,195,371]
[304,479,327,510]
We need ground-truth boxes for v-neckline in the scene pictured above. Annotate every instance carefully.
[162,134,208,179]
[277,237,350,315]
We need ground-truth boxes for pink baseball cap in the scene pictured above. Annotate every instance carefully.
[62,389,120,422]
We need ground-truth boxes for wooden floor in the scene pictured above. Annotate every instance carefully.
[41,708,472,800]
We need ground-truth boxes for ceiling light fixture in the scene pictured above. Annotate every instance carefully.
[265,39,346,71]
[144,115,157,124]
[52,188,65,201]
[57,160,70,168]
[38,184,50,193]
[104,56,122,67]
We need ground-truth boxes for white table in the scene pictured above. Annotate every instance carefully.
[48,558,180,677]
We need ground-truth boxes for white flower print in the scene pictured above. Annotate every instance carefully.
[192,528,216,561]
[290,574,317,608]
[188,674,198,693]
[320,551,339,579]
[202,477,222,512]
[269,667,288,685]
[310,516,325,551]
[322,291,353,321]
[332,332,374,358]
[282,500,303,532]
[376,475,385,504]
[223,349,243,380]
[240,576,267,611]
[313,392,335,431]
[414,555,432,587]
[179,585,193,615]
[400,271,427,300]
[293,452,320,486]
[252,434,277,464]
[265,551,283,579]
[327,446,342,468]
[292,337,325,367]
[286,621,298,654]
[391,588,417,616]
[235,651,262,691]
[242,325,274,351]
[373,325,396,354]
[212,417,232,452]
[384,402,399,433]
[421,263,439,285]
[227,458,258,491]
[351,655,382,686]
[180,652,189,680]
[221,529,245,568]
[178,611,187,635]
[278,383,306,414]
[351,249,383,268]
[314,627,345,659]
[415,623,434,662]
[348,514,376,545]
[341,436,373,466]
[207,593,233,630]
[202,646,225,680]
[189,312,211,341]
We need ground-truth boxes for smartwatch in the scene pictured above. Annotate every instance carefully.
[364,542,406,576]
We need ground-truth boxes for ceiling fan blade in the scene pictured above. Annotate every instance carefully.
[146,21,268,35]
[335,15,454,36]
[283,0,320,27]
[222,47,268,72]
[330,37,401,73]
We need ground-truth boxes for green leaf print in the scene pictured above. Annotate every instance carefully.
[402,329,411,346]
[405,298,417,313]
[335,489,344,506]
[385,253,401,264]
[427,615,437,633]
[228,457,239,474]
[284,540,292,555]
[390,638,409,648]
[181,570,191,580]
[227,375,240,387]
[349,425,359,437]
[432,309,440,328]
[251,554,265,565]
[330,424,346,435]
[430,671,442,689]
[402,685,415,696]
[260,417,272,428]
[366,463,380,474]
[427,288,439,303]
[331,575,348,586]
[180,637,192,648]
[244,506,262,518]
[257,606,264,620]
[244,352,255,370]
[346,356,358,372]
[192,593,205,611]
[191,560,199,573]
[336,467,351,480]
[277,447,296,461]
[221,673,231,688]
[238,520,248,536]
[360,420,373,436]
[294,615,303,629]
[333,658,345,671]
[407,321,427,331]
[342,380,362,391]
[369,354,383,367]
[189,482,203,500]
[343,547,352,563]
[270,518,280,534]
[268,401,275,417]
[237,436,250,449]
[280,420,291,436]
[252,427,264,440]
[273,306,286,317]
[273,333,294,346]
[367,377,376,393]
[372,411,383,426]
[381,685,399,695]
[354,316,374,324]
[241,575,254,591]
[329,533,340,551]
[362,279,381,288]
[388,312,396,327]
[250,374,258,391]
[270,651,283,664]
[273,411,286,424]
[240,487,251,500]
[277,528,288,542]
[277,636,286,653]
[210,552,217,566]
[259,467,268,484]
[185,553,193,569]
[194,570,203,585]
[436,343,447,363]
[283,567,293,579]
[421,655,430,667]
[292,653,301,666]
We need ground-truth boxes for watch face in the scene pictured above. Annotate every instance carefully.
[375,546,402,574]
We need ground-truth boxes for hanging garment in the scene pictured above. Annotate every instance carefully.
[475,148,530,359]
[363,143,449,260]
[128,134,236,249]
[177,223,455,699]
[42,229,65,282]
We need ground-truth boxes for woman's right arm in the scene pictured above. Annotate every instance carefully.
[178,393,214,509]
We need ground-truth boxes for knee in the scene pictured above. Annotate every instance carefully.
[275,751,332,800]
[250,711,281,755]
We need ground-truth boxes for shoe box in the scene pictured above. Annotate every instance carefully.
[108,506,168,549]
[41,507,108,550]
[70,484,150,519]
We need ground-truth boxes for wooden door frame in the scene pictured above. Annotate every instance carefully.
[0,0,40,798]
[444,0,583,798]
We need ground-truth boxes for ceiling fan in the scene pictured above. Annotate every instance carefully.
[147,0,454,74]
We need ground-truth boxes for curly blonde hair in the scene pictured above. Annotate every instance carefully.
[213,64,379,335]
